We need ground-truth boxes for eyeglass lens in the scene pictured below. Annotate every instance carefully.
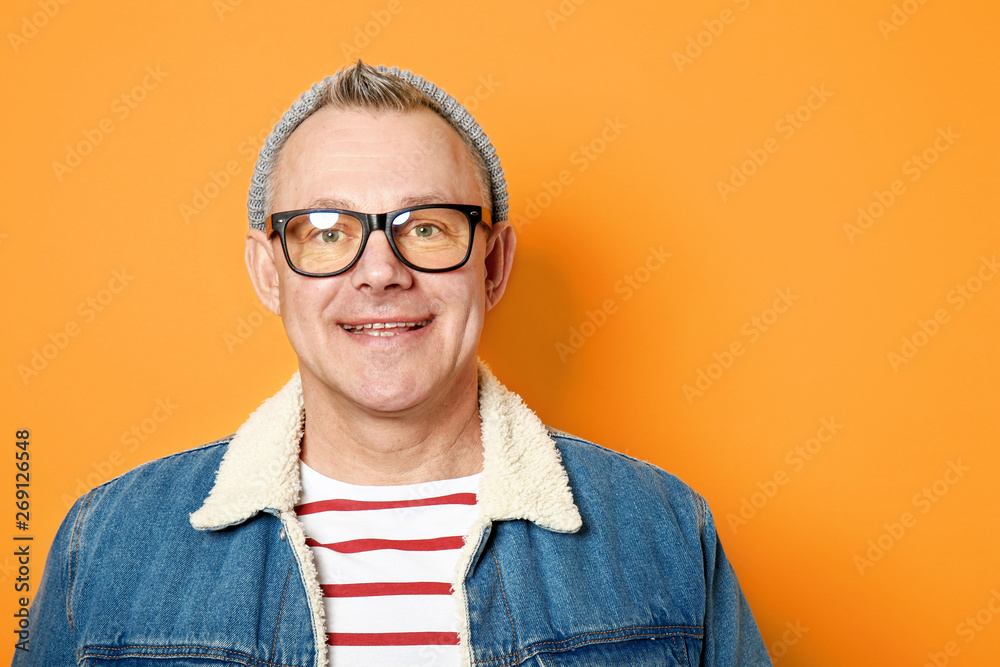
[283,208,473,274]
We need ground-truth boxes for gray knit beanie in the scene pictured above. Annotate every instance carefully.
[247,64,508,230]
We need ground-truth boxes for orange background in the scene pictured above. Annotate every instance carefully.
[3,1,998,664]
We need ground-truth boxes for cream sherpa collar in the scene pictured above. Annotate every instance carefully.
[189,361,582,533]
[189,361,581,667]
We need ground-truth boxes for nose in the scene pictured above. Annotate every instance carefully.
[349,229,413,291]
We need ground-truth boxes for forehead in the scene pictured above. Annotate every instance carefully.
[272,106,481,212]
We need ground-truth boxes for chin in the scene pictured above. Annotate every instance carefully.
[350,382,436,414]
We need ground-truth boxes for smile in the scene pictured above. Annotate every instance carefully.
[339,320,431,337]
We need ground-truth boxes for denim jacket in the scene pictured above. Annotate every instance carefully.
[16,364,770,666]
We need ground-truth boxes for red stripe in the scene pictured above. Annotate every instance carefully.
[328,631,460,646]
[322,581,453,597]
[306,536,465,553]
[296,493,476,515]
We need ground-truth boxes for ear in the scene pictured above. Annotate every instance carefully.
[245,229,282,316]
[483,220,516,310]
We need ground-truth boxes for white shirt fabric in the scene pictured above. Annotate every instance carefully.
[297,460,482,667]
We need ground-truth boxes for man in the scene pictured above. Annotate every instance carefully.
[18,62,770,666]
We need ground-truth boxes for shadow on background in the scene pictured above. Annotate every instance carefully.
[480,238,582,423]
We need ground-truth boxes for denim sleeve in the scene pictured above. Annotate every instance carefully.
[696,494,772,666]
[11,494,87,666]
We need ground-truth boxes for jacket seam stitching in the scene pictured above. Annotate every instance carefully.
[76,644,295,667]
[490,543,520,651]
[65,490,95,634]
[672,633,691,665]
[483,631,705,667]
[279,511,328,667]
[695,492,706,532]
[549,434,649,465]
[459,521,490,667]
[77,644,298,667]
[271,558,294,660]
[89,440,232,498]
[474,625,704,665]
[552,433,696,495]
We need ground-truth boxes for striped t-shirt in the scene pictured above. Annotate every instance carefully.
[297,460,481,666]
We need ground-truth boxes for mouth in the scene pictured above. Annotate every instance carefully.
[339,319,431,337]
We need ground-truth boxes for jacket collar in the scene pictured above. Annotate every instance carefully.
[189,361,582,533]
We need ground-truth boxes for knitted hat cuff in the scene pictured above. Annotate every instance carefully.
[247,65,508,230]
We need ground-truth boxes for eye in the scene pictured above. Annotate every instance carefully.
[320,229,343,242]
[413,224,437,238]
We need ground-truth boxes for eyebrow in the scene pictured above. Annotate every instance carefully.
[305,192,458,211]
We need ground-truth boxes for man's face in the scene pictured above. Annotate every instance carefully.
[247,106,511,415]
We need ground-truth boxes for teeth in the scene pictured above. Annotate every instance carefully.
[340,320,430,335]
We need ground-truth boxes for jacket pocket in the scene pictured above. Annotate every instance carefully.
[81,660,250,667]
[527,635,696,666]
[78,645,302,667]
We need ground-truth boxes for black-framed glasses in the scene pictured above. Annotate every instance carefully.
[268,204,488,277]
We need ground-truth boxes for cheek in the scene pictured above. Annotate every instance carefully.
[452,272,490,333]
[278,279,337,338]
[446,267,488,308]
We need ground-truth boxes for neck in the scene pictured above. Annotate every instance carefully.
[297,365,483,485]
